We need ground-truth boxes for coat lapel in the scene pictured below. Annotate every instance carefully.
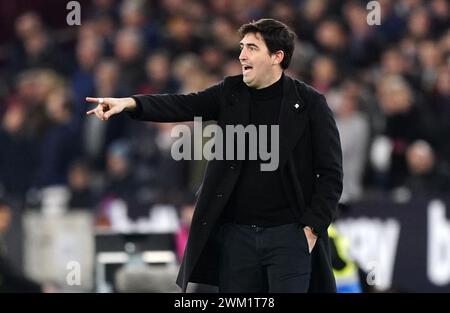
[228,84,250,126]
[278,75,308,168]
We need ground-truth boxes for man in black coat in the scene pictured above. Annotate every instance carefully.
[87,18,342,293]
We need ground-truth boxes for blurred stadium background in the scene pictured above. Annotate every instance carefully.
[0,0,449,292]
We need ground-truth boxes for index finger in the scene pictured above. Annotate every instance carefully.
[86,97,99,104]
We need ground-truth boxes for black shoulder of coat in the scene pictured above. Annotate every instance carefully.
[293,78,325,102]
[223,74,244,91]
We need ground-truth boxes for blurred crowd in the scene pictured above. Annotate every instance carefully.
[0,0,449,238]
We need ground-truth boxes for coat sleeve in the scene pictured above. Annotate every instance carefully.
[128,81,223,122]
[300,94,343,235]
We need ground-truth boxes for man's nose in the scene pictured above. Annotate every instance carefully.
[239,48,247,61]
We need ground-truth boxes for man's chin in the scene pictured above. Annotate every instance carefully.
[242,76,255,87]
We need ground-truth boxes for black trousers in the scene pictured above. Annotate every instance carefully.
[218,222,311,293]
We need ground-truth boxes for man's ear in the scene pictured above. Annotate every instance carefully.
[272,50,285,66]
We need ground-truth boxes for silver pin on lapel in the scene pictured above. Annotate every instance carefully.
[294,103,300,109]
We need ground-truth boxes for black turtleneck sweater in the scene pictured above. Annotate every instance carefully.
[224,75,294,227]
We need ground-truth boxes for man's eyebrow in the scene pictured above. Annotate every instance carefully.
[239,42,259,49]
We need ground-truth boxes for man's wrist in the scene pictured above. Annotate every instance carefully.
[124,97,137,112]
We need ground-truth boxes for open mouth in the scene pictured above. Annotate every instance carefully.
[242,65,253,74]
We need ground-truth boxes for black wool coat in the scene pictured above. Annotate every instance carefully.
[130,74,343,292]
